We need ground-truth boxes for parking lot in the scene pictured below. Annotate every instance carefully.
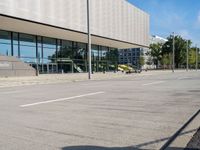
[0,71,200,150]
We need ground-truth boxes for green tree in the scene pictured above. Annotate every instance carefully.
[149,43,163,68]
[199,49,200,67]
[189,47,196,66]
[146,56,153,66]
[161,54,171,69]
[162,35,192,68]
[139,56,145,67]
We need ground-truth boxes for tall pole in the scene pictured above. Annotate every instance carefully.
[87,0,92,79]
[172,32,175,72]
[196,44,198,71]
[186,40,189,71]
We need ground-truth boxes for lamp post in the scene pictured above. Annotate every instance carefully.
[87,0,92,79]
[172,32,175,72]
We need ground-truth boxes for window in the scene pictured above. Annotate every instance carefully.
[0,30,11,56]
[37,36,43,64]
[57,40,73,59]
[43,37,57,63]
[92,45,99,61]
[13,33,19,57]
[0,30,120,73]
[73,42,87,60]
[99,46,108,60]
[109,48,118,62]
[19,33,36,63]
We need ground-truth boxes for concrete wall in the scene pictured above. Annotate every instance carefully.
[0,56,36,77]
[0,0,149,47]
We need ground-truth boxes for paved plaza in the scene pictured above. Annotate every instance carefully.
[0,71,200,150]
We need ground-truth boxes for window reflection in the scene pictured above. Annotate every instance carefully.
[37,36,43,64]
[43,37,57,63]
[73,42,87,72]
[0,30,11,56]
[57,40,73,59]
[74,42,87,60]
[0,30,119,73]
[92,45,99,61]
[19,33,36,63]
[13,33,19,57]
[99,46,108,60]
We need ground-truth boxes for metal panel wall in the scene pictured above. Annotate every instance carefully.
[0,0,149,47]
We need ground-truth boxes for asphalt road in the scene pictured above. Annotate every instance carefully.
[0,71,200,150]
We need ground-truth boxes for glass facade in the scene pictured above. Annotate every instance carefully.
[118,48,142,68]
[0,30,118,73]
[20,33,37,63]
[0,30,11,56]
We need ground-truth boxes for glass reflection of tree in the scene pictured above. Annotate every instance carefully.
[108,49,118,71]
[50,46,73,63]
[58,46,73,59]
[109,49,118,62]
[47,51,57,63]
[74,47,85,60]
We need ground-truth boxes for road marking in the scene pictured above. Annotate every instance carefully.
[178,77,192,80]
[20,91,105,107]
[0,91,24,95]
[143,81,166,86]
[139,74,153,76]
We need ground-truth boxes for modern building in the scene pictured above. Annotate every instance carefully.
[149,35,168,45]
[118,35,167,69]
[118,48,142,69]
[0,0,149,75]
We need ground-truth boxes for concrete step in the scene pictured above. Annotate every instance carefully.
[0,56,36,77]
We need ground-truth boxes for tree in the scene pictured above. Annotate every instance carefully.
[162,35,192,68]
[146,56,153,66]
[139,56,145,67]
[189,47,200,69]
[199,48,200,67]
[149,43,163,68]
[189,47,196,66]
[161,54,171,69]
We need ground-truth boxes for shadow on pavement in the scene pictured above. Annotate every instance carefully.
[166,147,199,150]
[62,146,143,150]
[62,146,197,150]
[133,129,197,149]
[62,146,199,150]
[62,129,198,150]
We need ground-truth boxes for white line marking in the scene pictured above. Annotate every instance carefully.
[178,77,192,80]
[0,91,24,95]
[143,81,166,86]
[20,91,105,107]
[140,74,153,76]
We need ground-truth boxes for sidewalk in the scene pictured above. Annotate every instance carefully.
[0,70,190,88]
[0,72,126,88]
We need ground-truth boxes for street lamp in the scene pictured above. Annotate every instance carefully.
[87,0,92,79]
[172,32,175,72]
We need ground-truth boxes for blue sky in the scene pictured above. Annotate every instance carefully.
[128,0,200,46]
